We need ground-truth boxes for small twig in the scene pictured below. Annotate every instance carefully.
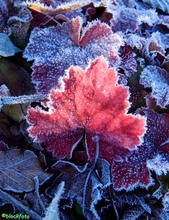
[34,176,46,212]
[0,94,47,110]
[1,94,47,105]
[82,136,99,214]
[0,188,42,220]
[112,198,120,220]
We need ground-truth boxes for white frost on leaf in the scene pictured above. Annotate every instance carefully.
[15,0,106,15]
[23,17,123,93]
[110,6,158,33]
[163,191,169,212]
[140,65,169,108]
[0,85,10,97]
[147,154,169,176]
[43,182,65,220]
[127,32,167,59]
[0,33,21,57]
[142,0,169,13]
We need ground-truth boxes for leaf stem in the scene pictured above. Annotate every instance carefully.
[34,176,46,212]
[82,136,99,213]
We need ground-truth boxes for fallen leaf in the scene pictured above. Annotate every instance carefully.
[0,148,52,192]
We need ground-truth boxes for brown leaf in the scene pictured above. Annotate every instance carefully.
[0,149,52,192]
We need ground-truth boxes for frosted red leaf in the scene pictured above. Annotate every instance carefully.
[27,56,146,163]
[23,16,123,93]
[112,109,169,190]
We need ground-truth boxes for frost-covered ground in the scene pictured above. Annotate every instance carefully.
[0,0,169,219]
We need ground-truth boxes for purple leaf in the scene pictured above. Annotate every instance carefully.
[127,32,168,62]
[24,17,123,93]
[110,6,158,33]
[117,193,151,214]
[47,159,111,219]
[119,45,137,77]
[122,206,144,220]
[112,109,169,190]
[163,192,169,212]
[140,65,169,108]
[147,154,169,175]
[0,85,10,97]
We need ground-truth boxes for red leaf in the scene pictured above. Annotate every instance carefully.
[112,145,152,190]
[27,56,146,163]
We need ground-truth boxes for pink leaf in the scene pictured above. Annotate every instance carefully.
[26,56,146,163]
[23,16,123,93]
